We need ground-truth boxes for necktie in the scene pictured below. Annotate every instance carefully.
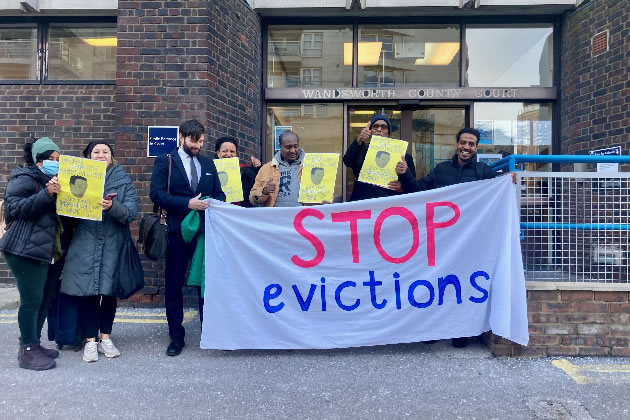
[190,156,198,191]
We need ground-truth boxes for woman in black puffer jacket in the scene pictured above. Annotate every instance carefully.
[0,137,63,371]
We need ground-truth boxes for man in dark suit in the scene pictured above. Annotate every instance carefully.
[149,119,226,356]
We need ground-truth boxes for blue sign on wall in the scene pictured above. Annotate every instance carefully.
[148,126,179,157]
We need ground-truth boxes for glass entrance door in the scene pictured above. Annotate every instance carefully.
[346,106,466,200]
[411,108,466,178]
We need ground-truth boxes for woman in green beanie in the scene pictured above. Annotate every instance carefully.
[0,137,62,371]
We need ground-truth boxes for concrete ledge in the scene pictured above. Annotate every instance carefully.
[527,281,630,291]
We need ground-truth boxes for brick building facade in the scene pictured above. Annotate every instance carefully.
[0,0,262,307]
[560,0,630,156]
[114,0,261,305]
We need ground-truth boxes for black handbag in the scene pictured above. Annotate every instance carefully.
[138,154,171,260]
[116,227,145,299]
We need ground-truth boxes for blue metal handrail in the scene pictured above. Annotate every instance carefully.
[521,223,630,231]
[490,154,630,172]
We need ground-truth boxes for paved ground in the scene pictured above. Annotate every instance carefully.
[1,307,630,419]
[0,284,19,310]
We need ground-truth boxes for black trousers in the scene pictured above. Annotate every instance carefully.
[78,295,117,339]
[165,231,201,341]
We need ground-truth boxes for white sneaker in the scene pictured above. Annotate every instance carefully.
[83,341,98,362]
[97,338,121,358]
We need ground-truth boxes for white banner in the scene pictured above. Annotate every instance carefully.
[202,175,529,350]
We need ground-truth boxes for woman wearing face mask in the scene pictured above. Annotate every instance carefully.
[0,137,62,370]
[214,136,261,207]
[60,141,138,363]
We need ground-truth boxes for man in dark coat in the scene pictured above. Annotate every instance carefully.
[343,114,416,201]
[149,119,226,356]
[395,127,499,348]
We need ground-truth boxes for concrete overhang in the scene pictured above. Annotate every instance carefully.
[251,0,578,17]
[0,0,117,16]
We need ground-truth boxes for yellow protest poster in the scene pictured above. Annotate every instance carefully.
[357,136,408,188]
[57,155,106,221]
[299,153,339,203]
[213,157,244,203]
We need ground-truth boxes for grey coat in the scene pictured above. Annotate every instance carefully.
[60,164,138,297]
[0,165,57,263]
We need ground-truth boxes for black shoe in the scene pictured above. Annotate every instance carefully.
[166,340,185,357]
[451,337,468,348]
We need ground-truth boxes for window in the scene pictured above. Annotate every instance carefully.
[267,26,352,88]
[302,104,327,118]
[361,33,393,59]
[466,25,553,87]
[358,25,460,88]
[301,32,323,57]
[0,20,116,83]
[474,102,552,170]
[300,67,322,87]
[363,69,394,88]
[0,26,37,80]
[48,26,117,81]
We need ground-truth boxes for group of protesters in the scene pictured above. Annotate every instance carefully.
[0,114,501,370]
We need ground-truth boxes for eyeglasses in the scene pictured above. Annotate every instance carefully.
[371,124,389,130]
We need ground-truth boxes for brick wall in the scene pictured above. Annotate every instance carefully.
[489,285,630,357]
[560,0,630,156]
[116,0,262,306]
[209,0,262,160]
[0,85,116,284]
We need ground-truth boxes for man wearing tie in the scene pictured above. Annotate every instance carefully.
[150,119,226,356]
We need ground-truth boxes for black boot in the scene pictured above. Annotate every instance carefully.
[451,337,468,348]
[37,340,59,359]
[18,343,56,371]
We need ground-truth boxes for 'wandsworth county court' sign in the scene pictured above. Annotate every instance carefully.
[265,87,557,101]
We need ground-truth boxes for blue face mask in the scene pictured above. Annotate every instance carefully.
[40,160,59,176]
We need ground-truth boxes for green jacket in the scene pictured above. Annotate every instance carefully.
[181,208,205,295]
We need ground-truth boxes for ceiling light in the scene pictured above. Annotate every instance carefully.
[414,42,459,66]
[82,37,117,47]
[344,42,382,66]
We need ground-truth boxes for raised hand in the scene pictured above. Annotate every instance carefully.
[395,155,408,175]
[357,122,371,145]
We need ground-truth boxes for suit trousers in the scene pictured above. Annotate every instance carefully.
[165,231,197,341]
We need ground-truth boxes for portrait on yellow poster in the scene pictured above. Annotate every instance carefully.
[357,136,408,188]
[299,153,339,203]
[213,157,244,203]
[57,156,106,221]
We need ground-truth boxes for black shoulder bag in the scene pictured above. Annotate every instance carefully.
[116,226,145,299]
[138,154,171,260]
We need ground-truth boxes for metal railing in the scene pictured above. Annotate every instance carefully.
[490,155,630,283]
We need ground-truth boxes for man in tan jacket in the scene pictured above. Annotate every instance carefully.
[250,130,304,207]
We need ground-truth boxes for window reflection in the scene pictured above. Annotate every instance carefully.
[466,25,553,87]
[267,26,352,88]
[358,25,460,88]
[474,102,552,170]
[48,26,116,80]
[412,109,465,178]
[0,27,37,80]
